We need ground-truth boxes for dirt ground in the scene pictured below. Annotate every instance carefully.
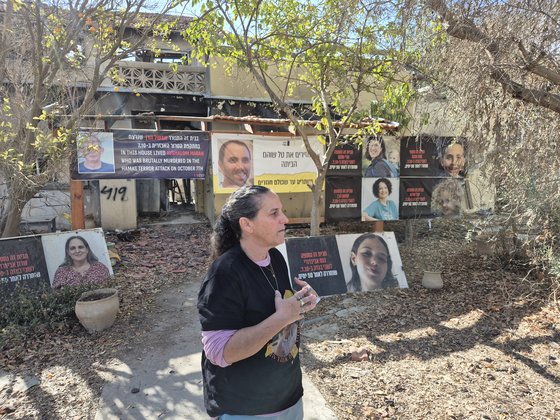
[1,219,559,419]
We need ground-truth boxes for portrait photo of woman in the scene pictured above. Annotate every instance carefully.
[348,233,398,292]
[362,136,399,178]
[41,229,113,289]
[336,232,408,293]
[362,177,399,221]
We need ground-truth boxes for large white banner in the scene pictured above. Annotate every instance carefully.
[253,136,322,193]
[211,133,323,194]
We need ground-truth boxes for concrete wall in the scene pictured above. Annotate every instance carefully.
[99,179,138,230]
[209,57,314,102]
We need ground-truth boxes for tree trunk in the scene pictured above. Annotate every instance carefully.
[1,184,39,238]
[309,170,326,236]
[405,219,414,247]
[2,203,24,238]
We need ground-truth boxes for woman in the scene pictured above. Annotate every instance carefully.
[198,185,318,418]
[363,136,398,177]
[431,178,465,217]
[362,178,399,221]
[347,233,398,292]
[52,236,111,289]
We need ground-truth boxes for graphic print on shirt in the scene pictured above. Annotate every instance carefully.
[265,290,301,362]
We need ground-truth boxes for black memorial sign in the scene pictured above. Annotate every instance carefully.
[325,177,361,221]
[0,236,49,294]
[327,143,362,176]
[399,178,439,219]
[285,236,347,296]
[399,136,439,177]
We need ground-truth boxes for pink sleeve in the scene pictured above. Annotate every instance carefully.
[201,330,237,368]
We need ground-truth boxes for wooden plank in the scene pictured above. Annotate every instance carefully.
[70,180,85,230]
[286,217,325,225]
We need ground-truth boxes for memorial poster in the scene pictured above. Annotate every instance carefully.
[325,177,362,221]
[41,228,113,288]
[281,232,408,297]
[361,177,400,221]
[211,133,254,192]
[399,178,439,219]
[0,236,49,294]
[285,235,347,296]
[327,143,362,176]
[72,130,210,180]
[253,136,322,193]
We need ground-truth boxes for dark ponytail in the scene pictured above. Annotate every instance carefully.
[210,185,270,259]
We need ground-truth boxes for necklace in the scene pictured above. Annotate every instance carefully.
[258,264,279,292]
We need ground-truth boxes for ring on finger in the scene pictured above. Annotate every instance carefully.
[300,300,305,307]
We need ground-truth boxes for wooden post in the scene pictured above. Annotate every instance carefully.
[70,180,85,230]
[373,221,384,233]
[405,219,414,247]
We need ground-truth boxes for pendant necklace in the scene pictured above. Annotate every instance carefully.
[258,263,279,292]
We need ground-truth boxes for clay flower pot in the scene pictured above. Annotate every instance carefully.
[422,271,443,289]
[75,288,119,333]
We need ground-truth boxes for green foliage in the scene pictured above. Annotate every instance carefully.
[183,0,411,235]
[184,0,409,115]
[369,82,414,127]
[0,280,115,346]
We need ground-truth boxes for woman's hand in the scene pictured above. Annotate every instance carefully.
[274,282,318,326]
[293,277,320,304]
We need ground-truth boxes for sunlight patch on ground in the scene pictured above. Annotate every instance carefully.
[439,309,485,330]
[376,326,439,342]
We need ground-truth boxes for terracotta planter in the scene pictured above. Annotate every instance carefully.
[75,288,119,333]
[422,271,443,289]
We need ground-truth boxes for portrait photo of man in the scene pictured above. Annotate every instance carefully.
[436,138,466,178]
[217,139,253,188]
[77,132,115,174]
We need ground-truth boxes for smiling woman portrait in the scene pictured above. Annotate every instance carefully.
[363,136,399,178]
[198,185,319,418]
[362,178,399,221]
[52,235,111,289]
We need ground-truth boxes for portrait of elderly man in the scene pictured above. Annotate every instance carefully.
[218,140,253,188]
[77,133,115,174]
[436,138,466,178]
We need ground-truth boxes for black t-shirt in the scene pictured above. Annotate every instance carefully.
[198,244,303,417]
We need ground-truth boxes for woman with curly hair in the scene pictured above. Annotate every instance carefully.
[362,178,399,221]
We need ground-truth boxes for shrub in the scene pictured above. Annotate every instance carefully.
[0,280,116,348]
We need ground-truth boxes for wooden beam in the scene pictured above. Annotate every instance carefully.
[373,221,384,233]
[286,217,325,225]
[70,180,85,230]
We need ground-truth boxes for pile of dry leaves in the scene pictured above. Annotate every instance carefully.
[0,218,559,419]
